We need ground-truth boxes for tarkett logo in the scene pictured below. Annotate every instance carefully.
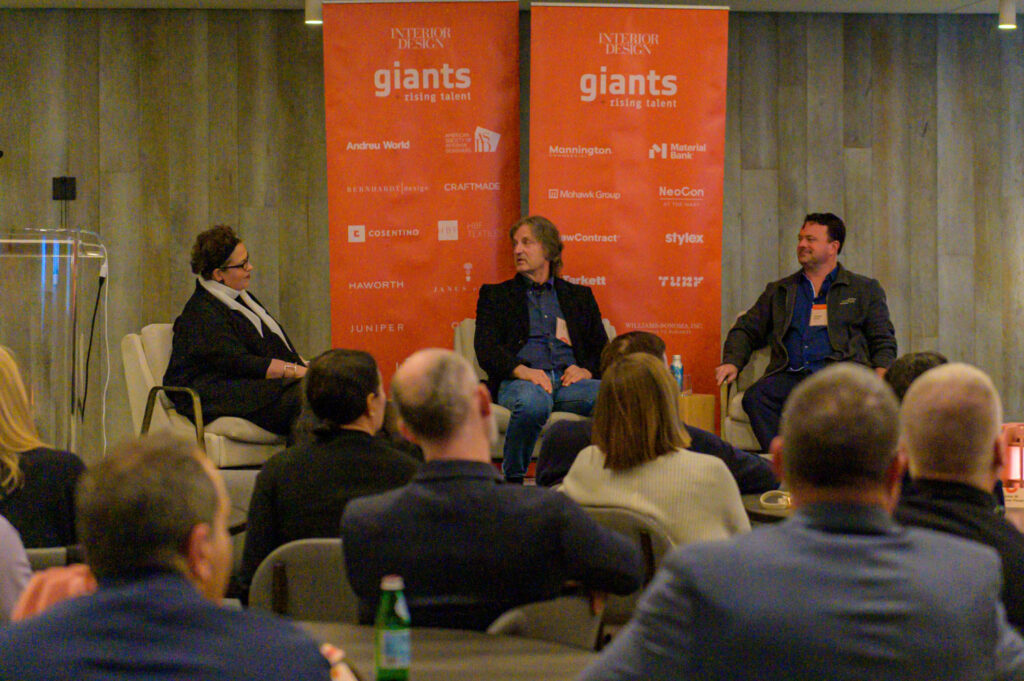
[445,127,500,154]
[390,27,451,49]
[562,274,607,286]
[562,233,621,243]
[548,145,612,159]
[547,188,621,200]
[598,32,658,55]
[348,280,405,290]
[658,275,705,288]
[347,224,421,242]
[658,185,705,206]
[648,142,707,159]
[665,232,705,245]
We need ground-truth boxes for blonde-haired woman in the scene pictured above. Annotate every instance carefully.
[561,352,749,545]
[0,346,85,547]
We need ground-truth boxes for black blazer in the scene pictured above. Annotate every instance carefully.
[164,282,303,421]
[474,275,608,400]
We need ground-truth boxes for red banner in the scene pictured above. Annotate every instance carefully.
[529,4,728,399]
[323,1,520,379]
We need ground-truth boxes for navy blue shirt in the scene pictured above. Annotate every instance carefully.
[783,268,837,372]
[516,275,577,371]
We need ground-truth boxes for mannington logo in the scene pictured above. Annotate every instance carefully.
[548,144,612,159]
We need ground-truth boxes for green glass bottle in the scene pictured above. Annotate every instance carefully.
[374,574,411,681]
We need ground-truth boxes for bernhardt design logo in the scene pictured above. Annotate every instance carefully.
[346,182,428,195]
[659,185,705,206]
[348,280,404,290]
[347,224,420,243]
[562,274,607,286]
[373,62,471,102]
[665,232,705,245]
[649,142,707,160]
[547,188,621,200]
[658,275,705,288]
[548,145,612,159]
[391,26,451,49]
[598,32,659,55]
[562,233,620,243]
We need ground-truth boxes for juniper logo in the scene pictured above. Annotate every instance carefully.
[438,220,459,241]
[349,322,406,334]
[348,225,366,243]
[474,127,501,152]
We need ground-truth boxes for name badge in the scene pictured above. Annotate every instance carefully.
[555,318,572,345]
[809,304,828,327]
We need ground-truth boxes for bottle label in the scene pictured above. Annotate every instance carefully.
[379,629,410,669]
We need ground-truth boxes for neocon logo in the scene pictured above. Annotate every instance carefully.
[665,232,705,245]
[579,66,677,102]
[390,26,451,49]
[374,62,471,101]
[348,280,405,290]
[658,275,705,288]
[659,186,705,202]
[562,274,608,286]
[548,145,612,159]
[598,32,658,55]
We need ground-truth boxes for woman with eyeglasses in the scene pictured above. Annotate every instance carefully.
[164,225,306,437]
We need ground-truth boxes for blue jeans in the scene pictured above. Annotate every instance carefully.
[497,370,600,481]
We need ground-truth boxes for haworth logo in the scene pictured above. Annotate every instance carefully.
[390,26,451,49]
[658,275,705,288]
[598,32,659,55]
[665,232,705,245]
[348,280,405,290]
[474,127,501,152]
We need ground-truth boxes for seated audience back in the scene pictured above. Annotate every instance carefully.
[341,349,644,631]
[0,346,85,548]
[0,515,30,624]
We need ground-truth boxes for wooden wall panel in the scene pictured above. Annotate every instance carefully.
[805,15,844,212]
[776,16,807,277]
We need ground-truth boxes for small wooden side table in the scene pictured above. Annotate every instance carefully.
[678,393,716,433]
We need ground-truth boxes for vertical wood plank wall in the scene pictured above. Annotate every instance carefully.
[1,10,1022,461]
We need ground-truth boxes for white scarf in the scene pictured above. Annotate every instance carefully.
[198,276,293,352]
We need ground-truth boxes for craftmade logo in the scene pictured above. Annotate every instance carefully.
[598,32,659,55]
[438,220,459,241]
[546,188,622,200]
[373,62,471,102]
[659,186,705,206]
[474,127,501,152]
[562,233,621,243]
[665,232,705,245]
[649,142,708,159]
[349,322,406,334]
[348,280,405,290]
[562,274,607,286]
[390,26,451,49]
[347,224,420,242]
[658,275,705,288]
[548,144,612,159]
[346,140,411,151]
[443,182,501,192]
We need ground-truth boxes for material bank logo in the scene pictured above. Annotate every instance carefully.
[474,127,501,152]
[438,220,459,241]
[649,142,708,160]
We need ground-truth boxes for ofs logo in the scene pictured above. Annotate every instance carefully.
[347,224,420,242]
[658,185,705,206]
[658,275,705,288]
[475,127,501,152]
[579,66,677,103]
[438,220,458,241]
[390,27,451,50]
[373,62,472,102]
[665,232,705,245]
[649,142,707,159]
[598,32,658,55]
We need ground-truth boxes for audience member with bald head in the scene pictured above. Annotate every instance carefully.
[895,363,1024,631]
[581,363,1024,681]
[342,349,643,631]
[0,433,330,681]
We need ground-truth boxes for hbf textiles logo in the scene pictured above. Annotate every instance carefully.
[474,127,501,152]
[438,220,459,241]
[390,26,451,49]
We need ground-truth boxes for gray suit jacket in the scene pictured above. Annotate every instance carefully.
[581,503,1024,681]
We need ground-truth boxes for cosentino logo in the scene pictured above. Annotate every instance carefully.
[374,62,472,103]
[347,224,421,243]
[658,275,705,288]
[658,185,705,206]
[347,280,405,290]
[390,26,451,49]
[598,32,659,55]
[562,274,608,286]
[548,145,612,159]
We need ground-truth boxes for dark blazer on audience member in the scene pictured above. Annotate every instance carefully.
[475,275,608,401]
[896,478,1024,631]
[341,459,645,631]
[164,282,303,423]
[0,447,85,548]
[536,419,778,494]
[239,429,420,591]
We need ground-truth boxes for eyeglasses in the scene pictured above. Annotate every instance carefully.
[219,257,250,271]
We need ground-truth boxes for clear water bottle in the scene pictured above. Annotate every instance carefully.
[671,355,685,390]
[374,575,410,681]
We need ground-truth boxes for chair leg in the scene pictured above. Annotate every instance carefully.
[271,562,288,614]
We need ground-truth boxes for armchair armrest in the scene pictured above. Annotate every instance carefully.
[142,385,205,447]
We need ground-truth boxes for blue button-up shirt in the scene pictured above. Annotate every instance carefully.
[516,276,577,371]
[783,268,837,372]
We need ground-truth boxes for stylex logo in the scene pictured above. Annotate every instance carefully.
[658,185,705,206]
[475,127,501,152]
[347,224,420,242]
[665,232,705,245]
[390,26,451,49]
[598,32,659,55]
[438,220,459,241]
[348,280,405,290]
[658,275,705,288]
[562,274,607,286]
[547,188,622,200]
[649,142,707,159]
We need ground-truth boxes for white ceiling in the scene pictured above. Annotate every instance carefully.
[0,0,1004,16]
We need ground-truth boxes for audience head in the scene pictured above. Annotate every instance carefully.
[510,215,563,278]
[598,331,667,375]
[190,225,251,289]
[76,434,231,601]
[392,349,493,456]
[899,363,1003,487]
[776,363,900,502]
[803,212,846,254]
[593,352,691,472]
[884,351,948,402]
[304,349,385,436]
[0,346,47,494]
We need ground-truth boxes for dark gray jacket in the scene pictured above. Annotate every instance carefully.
[722,263,897,377]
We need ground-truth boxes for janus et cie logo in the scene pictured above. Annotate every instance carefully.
[390,26,451,50]
[598,32,659,55]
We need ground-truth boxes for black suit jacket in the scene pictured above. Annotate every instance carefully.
[164,282,303,421]
[341,460,644,630]
[474,275,608,400]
